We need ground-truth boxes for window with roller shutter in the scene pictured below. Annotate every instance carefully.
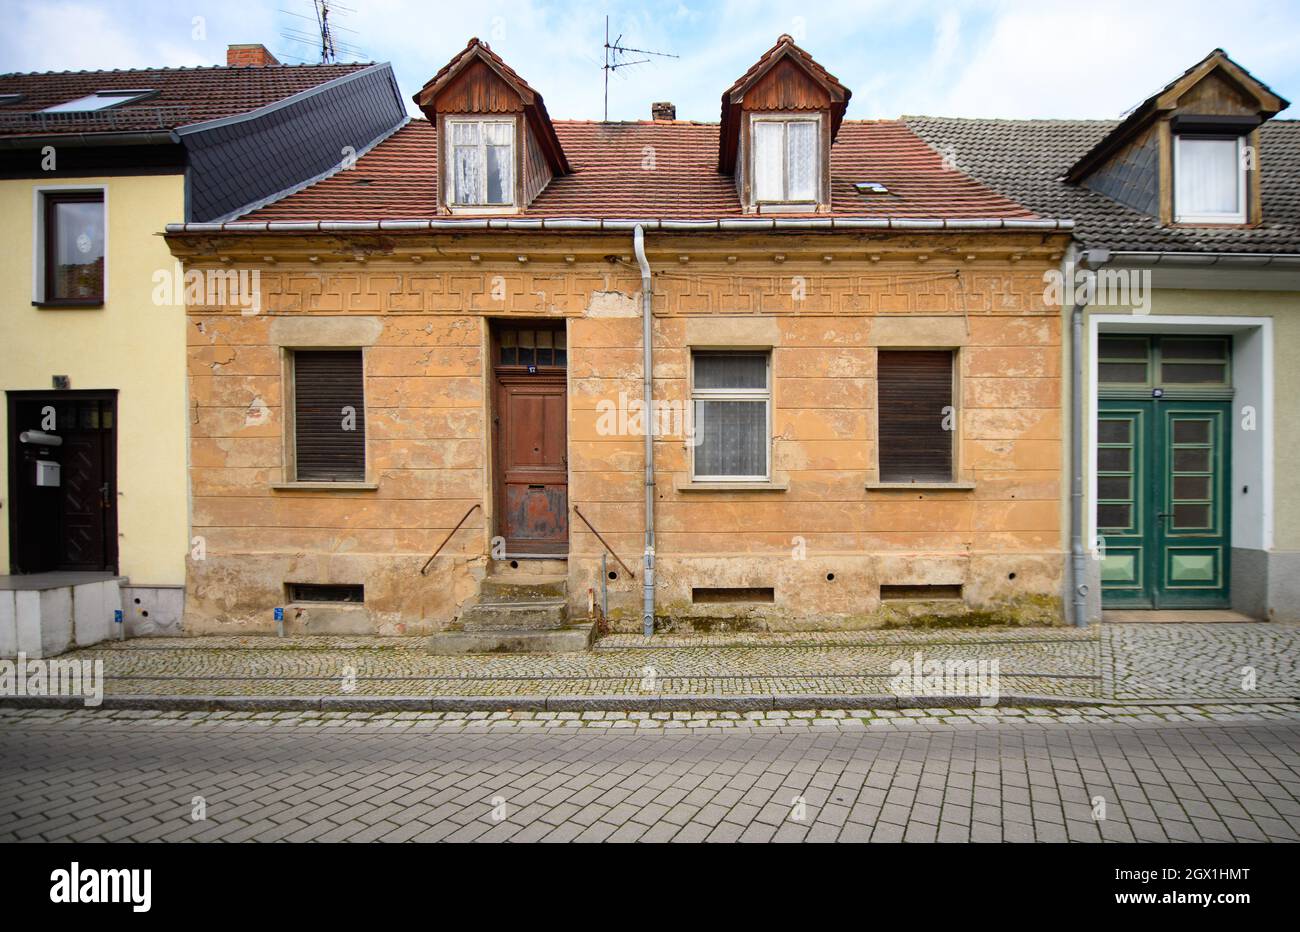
[291,350,366,481]
[877,350,955,482]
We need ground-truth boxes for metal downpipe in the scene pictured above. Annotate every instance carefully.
[1069,247,1110,626]
[633,225,655,636]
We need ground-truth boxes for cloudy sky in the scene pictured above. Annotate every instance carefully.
[2,0,1298,122]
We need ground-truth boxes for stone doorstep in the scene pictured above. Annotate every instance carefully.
[426,622,594,655]
[0,691,1102,714]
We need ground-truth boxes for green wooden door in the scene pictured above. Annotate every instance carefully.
[1098,400,1230,608]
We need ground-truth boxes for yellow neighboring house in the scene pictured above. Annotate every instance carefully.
[0,45,406,656]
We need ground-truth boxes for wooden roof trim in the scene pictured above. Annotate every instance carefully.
[1065,49,1290,184]
[717,35,852,174]
[413,37,570,176]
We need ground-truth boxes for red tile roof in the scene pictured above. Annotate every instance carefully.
[244,118,1039,222]
[0,62,374,138]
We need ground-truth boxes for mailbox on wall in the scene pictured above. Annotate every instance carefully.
[34,460,60,487]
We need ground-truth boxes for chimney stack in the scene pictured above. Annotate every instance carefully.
[651,101,676,121]
[227,44,281,67]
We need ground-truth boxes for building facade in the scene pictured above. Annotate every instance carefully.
[908,49,1300,622]
[0,46,405,656]
[165,37,1075,640]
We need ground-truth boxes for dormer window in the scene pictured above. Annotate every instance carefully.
[447,118,515,207]
[752,115,819,204]
[1174,134,1246,224]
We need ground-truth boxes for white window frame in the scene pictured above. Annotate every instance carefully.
[41,90,154,113]
[749,112,821,206]
[445,117,516,209]
[31,183,108,305]
[1173,134,1247,225]
[689,349,772,482]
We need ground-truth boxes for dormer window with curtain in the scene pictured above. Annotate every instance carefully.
[751,115,820,204]
[413,38,571,215]
[1174,134,1246,224]
[1063,50,1287,230]
[448,118,515,207]
[718,35,850,214]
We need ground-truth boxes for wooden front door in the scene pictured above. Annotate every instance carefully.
[492,324,568,555]
[6,392,118,574]
[1098,400,1231,608]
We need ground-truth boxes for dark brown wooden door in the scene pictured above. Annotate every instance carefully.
[6,392,117,574]
[492,324,568,555]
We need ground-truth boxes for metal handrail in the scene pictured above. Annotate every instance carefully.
[572,505,635,580]
[419,503,481,576]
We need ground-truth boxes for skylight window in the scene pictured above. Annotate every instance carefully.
[855,182,890,195]
[0,93,24,105]
[41,90,154,113]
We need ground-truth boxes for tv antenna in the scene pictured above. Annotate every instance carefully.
[278,0,365,64]
[602,15,678,120]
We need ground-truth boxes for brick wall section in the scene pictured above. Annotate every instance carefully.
[177,232,1066,634]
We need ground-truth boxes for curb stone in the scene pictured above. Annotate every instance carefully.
[1,692,1102,714]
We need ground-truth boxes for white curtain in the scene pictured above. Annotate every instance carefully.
[785,121,817,201]
[752,121,783,201]
[1177,137,1240,218]
[694,400,766,476]
[451,122,481,205]
[484,122,514,205]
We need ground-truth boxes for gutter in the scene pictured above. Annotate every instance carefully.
[0,130,178,149]
[164,217,1076,234]
[1068,247,1110,627]
[1106,250,1300,269]
[633,225,656,638]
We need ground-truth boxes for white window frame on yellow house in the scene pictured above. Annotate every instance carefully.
[30,183,109,306]
[444,116,517,211]
[689,348,773,483]
[749,112,822,209]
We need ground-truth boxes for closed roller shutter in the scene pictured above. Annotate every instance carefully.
[294,350,366,481]
[877,350,954,482]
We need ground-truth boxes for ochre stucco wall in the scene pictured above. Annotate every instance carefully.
[172,231,1069,634]
[0,175,188,586]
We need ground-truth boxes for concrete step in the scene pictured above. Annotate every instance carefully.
[488,558,568,577]
[479,574,567,603]
[460,599,567,630]
[428,622,595,655]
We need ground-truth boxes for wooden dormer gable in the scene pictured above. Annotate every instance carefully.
[413,38,570,212]
[1065,49,1289,227]
[718,35,851,212]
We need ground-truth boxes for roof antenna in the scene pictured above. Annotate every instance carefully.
[603,14,678,121]
[279,0,365,63]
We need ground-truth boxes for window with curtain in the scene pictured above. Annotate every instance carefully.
[751,117,819,203]
[692,351,770,480]
[1174,135,1246,224]
[448,119,515,206]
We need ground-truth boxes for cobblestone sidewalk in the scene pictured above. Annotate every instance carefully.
[7,622,1298,706]
[2,705,1297,842]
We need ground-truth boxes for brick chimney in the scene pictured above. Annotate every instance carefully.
[651,101,676,121]
[227,44,281,67]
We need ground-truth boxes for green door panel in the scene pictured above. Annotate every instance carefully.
[1098,400,1230,609]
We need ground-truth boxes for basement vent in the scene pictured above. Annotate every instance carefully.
[880,584,963,601]
[287,583,364,604]
[691,587,775,604]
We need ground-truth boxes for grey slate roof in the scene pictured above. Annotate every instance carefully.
[904,116,1300,255]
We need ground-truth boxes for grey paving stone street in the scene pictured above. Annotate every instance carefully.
[2,705,1298,843]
